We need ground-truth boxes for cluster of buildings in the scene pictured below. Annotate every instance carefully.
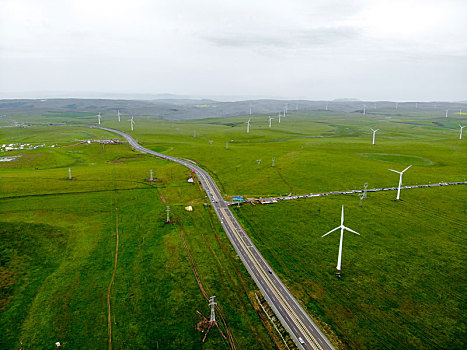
[0,143,51,152]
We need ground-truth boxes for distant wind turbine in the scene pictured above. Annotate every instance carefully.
[117,110,121,122]
[278,112,281,124]
[370,128,379,145]
[246,118,250,134]
[322,205,361,276]
[459,125,465,140]
[363,104,366,115]
[129,116,135,131]
[97,112,101,125]
[268,116,274,128]
[445,110,449,118]
[389,165,412,200]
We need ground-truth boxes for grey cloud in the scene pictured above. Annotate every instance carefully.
[206,26,360,49]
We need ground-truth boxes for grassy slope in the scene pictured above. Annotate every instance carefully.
[0,127,275,349]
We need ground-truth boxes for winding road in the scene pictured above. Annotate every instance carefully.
[96,126,335,350]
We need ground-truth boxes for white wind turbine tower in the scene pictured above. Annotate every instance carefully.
[129,116,135,131]
[249,104,252,116]
[363,104,366,115]
[370,128,379,145]
[322,205,361,276]
[325,103,328,111]
[278,112,281,123]
[445,110,449,118]
[389,165,412,200]
[459,125,465,140]
[97,112,101,125]
[117,110,121,122]
[246,118,251,134]
[268,116,274,128]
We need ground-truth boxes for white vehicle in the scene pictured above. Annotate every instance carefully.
[298,336,305,344]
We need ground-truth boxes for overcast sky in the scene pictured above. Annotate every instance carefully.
[0,0,466,101]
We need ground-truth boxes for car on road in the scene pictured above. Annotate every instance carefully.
[298,336,305,344]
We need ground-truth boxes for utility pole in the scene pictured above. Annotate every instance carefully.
[68,168,72,180]
[166,206,171,223]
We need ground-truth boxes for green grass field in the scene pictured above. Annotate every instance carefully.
[1,107,466,349]
[0,126,276,349]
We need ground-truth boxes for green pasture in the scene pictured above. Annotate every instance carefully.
[62,108,467,198]
[1,107,466,349]
[233,187,466,349]
[0,129,275,349]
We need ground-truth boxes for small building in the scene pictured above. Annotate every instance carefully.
[187,177,194,183]
[232,196,244,201]
[185,206,193,211]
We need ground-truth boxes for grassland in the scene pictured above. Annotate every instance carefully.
[1,106,466,349]
[0,126,276,349]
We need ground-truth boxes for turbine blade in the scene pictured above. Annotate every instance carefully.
[322,226,340,237]
[402,165,412,173]
[388,169,400,173]
[343,226,361,235]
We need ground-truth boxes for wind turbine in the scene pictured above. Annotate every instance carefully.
[459,125,465,140]
[268,116,274,128]
[370,128,379,145]
[278,112,281,123]
[129,116,135,131]
[363,104,366,115]
[97,112,101,125]
[325,103,328,111]
[445,110,448,118]
[389,165,412,200]
[246,118,250,134]
[117,110,121,122]
[249,104,252,116]
[322,205,361,276]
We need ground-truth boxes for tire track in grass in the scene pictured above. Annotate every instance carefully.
[107,192,119,350]
[173,212,237,350]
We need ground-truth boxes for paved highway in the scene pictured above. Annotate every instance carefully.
[96,127,336,350]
